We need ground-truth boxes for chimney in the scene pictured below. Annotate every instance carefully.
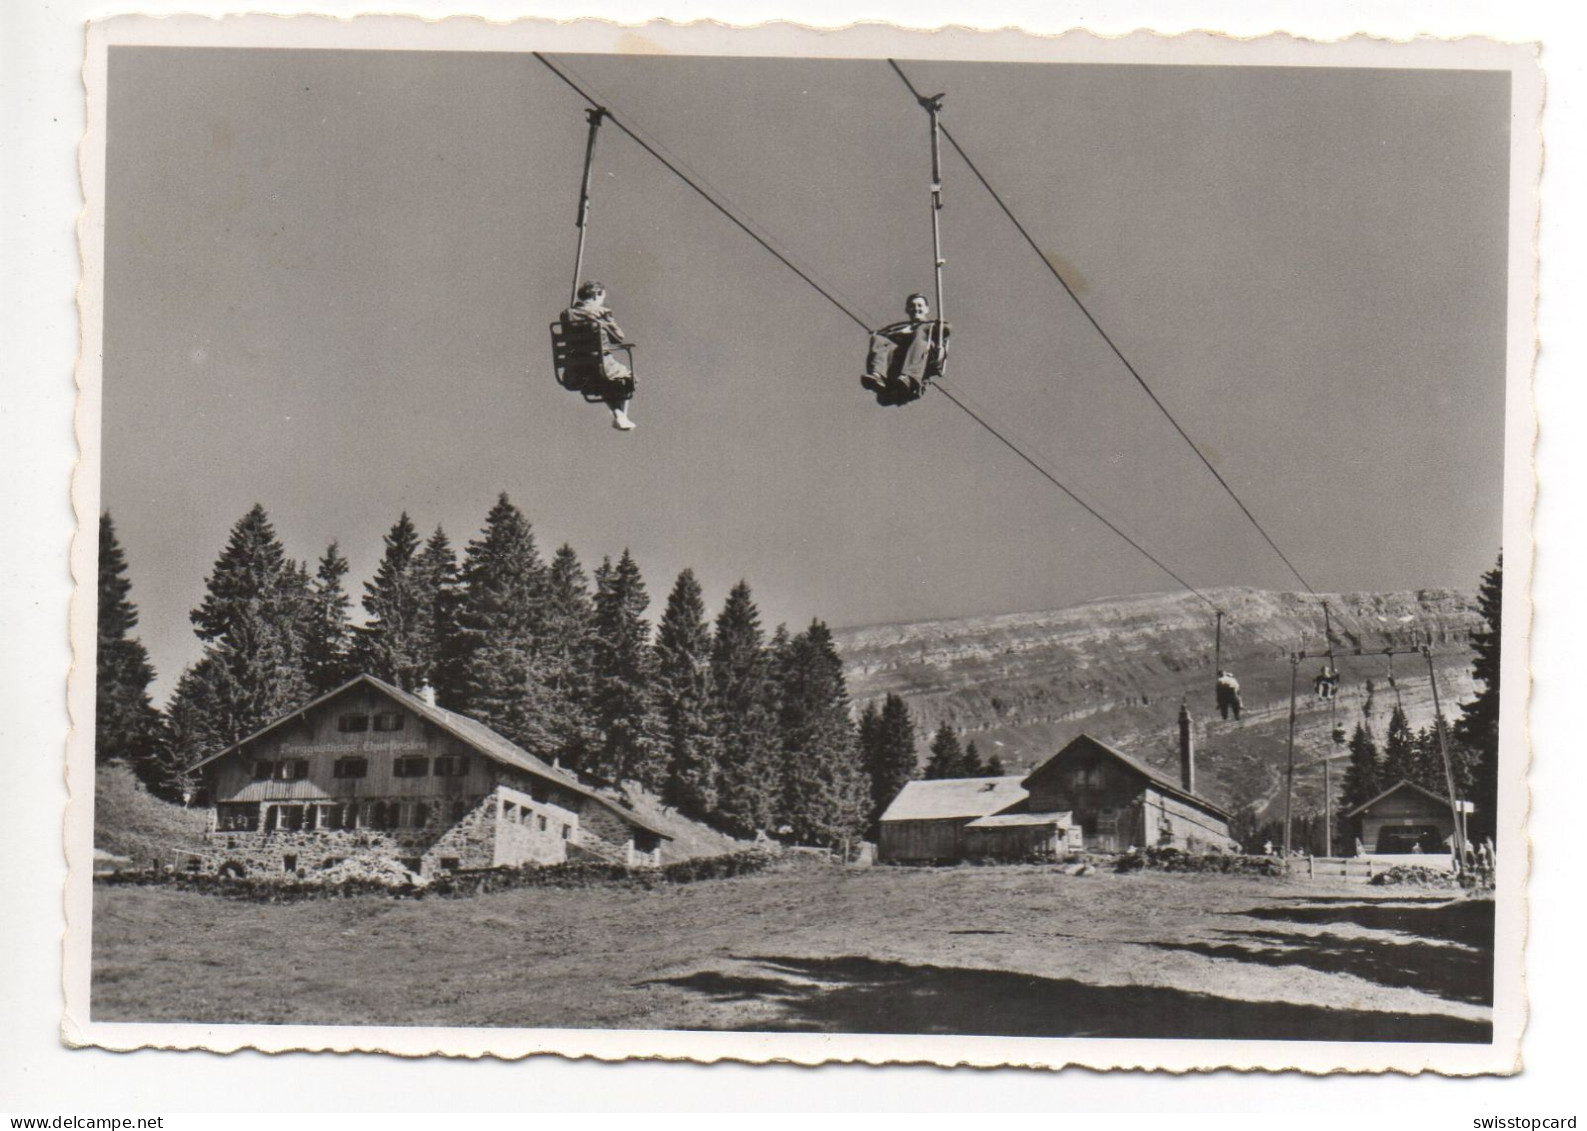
[418,684,437,707]
[1178,703,1195,794]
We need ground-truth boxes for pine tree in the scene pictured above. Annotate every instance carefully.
[859,693,919,827]
[537,543,600,769]
[962,739,986,777]
[709,581,783,837]
[924,722,968,779]
[1380,705,1417,788]
[170,504,311,768]
[775,620,867,847]
[655,568,718,816]
[356,513,431,690]
[589,549,666,787]
[1454,553,1502,841]
[1337,721,1382,839]
[302,542,354,693]
[95,513,165,780]
[983,752,1006,776]
[449,494,558,755]
[415,526,460,696]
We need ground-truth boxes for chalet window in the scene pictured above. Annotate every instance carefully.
[282,855,298,873]
[409,803,430,828]
[217,803,260,832]
[263,760,307,782]
[264,806,278,832]
[278,805,304,831]
[337,713,370,733]
[439,857,460,872]
[252,761,275,781]
[290,759,309,780]
[561,823,571,840]
[373,711,405,733]
[303,806,318,832]
[450,800,468,823]
[333,756,369,779]
[433,754,469,777]
[537,815,548,832]
[393,755,429,779]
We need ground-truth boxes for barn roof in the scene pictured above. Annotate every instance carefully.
[1027,733,1233,823]
[879,776,1028,823]
[1343,778,1454,819]
[964,810,1073,829]
[193,674,671,840]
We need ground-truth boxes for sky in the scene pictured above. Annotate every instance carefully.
[100,48,1512,702]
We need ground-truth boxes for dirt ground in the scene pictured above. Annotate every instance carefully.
[91,862,1493,1042]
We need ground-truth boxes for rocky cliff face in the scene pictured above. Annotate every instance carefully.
[834,587,1481,820]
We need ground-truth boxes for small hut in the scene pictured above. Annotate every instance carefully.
[1345,780,1461,856]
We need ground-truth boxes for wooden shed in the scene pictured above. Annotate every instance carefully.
[1022,733,1236,853]
[962,811,1082,860]
[1345,779,1460,856]
[877,776,1030,863]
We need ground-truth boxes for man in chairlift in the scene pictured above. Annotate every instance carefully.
[861,292,949,405]
[564,280,636,431]
[1215,670,1243,721]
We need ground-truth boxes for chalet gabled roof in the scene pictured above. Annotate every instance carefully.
[192,674,671,840]
[1343,778,1455,820]
[879,776,1028,823]
[1025,733,1233,823]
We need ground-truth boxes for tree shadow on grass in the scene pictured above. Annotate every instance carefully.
[1239,898,1494,949]
[1143,930,1492,1006]
[645,955,1491,1043]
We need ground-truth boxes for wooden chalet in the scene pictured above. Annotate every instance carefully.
[1344,779,1461,856]
[192,674,671,878]
[1022,732,1236,854]
[877,709,1236,862]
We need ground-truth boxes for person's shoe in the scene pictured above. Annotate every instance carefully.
[612,409,636,431]
[860,372,886,394]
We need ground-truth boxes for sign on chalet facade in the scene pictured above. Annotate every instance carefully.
[192,674,671,878]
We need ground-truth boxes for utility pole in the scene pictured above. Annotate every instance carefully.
[1423,645,1467,877]
[1283,651,1299,864]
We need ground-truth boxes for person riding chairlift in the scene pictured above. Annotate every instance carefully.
[1313,665,1339,701]
[861,293,949,405]
[563,280,636,431]
[1215,670,1243,721]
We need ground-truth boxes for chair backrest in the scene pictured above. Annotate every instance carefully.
[551,319,604,365]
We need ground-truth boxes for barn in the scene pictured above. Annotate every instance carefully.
[192,673,671,878]
[1021,731,1237,854]
[877,707,1236,862]
[877,775,1047,862]
[1345,779,1461,856]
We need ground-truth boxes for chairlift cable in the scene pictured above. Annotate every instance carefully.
[887,58,1322,602]
[534,52,874,334]
[532,51,1225,616]
[933,379,1222,612]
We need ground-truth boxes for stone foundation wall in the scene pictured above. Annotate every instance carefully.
[492,786,576,866]
[206,794,496,878]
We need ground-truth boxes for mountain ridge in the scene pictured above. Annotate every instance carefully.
[833,586,1481,823]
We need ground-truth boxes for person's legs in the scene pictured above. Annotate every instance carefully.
[603,355,635,430]
[863,332,898,396]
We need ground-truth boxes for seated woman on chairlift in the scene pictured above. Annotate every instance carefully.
[563,280,637,431]
[861,293,950,406]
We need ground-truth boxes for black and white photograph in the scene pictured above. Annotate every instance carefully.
[64,16,1537,1073]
